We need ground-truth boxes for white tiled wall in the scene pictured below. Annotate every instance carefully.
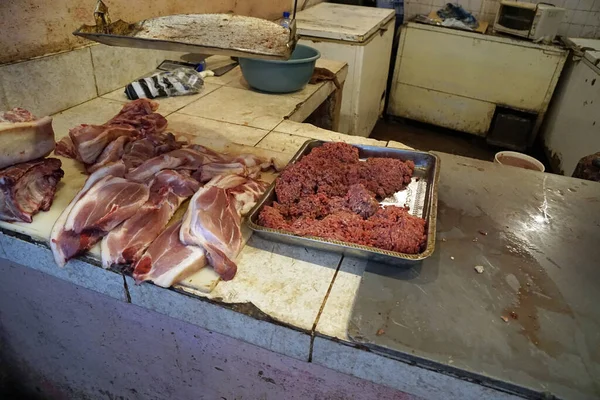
[404,0,600,38]
[0,45,186,116]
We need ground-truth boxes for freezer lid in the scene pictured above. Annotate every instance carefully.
[296,3,395,43]
[564,37,600,65]
[584,50,600,66]
[566,37,600,51]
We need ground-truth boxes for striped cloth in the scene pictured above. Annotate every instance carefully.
[125,68,203,100]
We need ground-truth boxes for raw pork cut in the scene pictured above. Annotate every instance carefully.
[132,221,207,288]
[54,99,169,165]
[70,124,138,164]
[195,154,274,183]
[107,99,167,135]
[179,175,269,281]
[0,158,64,222]
[50,162,149,267]
[87,135,131,173]
[101,169,200,268]
[126,146,225,183]
[0,108,56,169]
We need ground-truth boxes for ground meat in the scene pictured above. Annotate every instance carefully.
[291,211,370,244]
[357,158,415,198]
[368,207,427,254]
[260,142,426,254]
[275,142,413,205]
[257,205,290,230]
[346,184,379,218]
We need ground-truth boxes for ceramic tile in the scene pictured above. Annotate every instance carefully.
[572,10,589,24]
[90,45,187,96]
[0,233,127,303]
[0,47,96,116]
[315,257,365,340]
[256,131,316,156]
[577,0,595,9]
[585,11,600,24]
[203,65,244,86]
[593,0,600,11]
[315,59,348,76]
[226,73,325,101]
[101,82,221,115]
[50,97,128,139]
[166,112,270,147]
[387,140,415,150]
[564,9,573,22]
[177,86,301,131]
[0,84,8,111]
[193,235,342,332]
[564,0,580,10]
[273,120,388,146]
[312,338,521,400]
[125,275,313,361]
[567,23,584,36]
[581,24,597,37]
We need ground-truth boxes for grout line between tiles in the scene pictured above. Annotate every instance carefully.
[164,85,223,117]
[88,47,100,97]
[174,109,281,132]
[308,256,345,363]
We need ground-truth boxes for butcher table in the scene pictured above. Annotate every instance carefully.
[1,87,599,399]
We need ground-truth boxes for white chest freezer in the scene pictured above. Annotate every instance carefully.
[542,38,600,176]
[296,3,395,137]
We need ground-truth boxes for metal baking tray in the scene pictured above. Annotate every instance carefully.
[73,1,297,61]
[247,140,440,266]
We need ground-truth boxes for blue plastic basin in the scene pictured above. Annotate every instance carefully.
[239,45,321,93]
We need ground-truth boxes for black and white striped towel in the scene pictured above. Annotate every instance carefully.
[125,68,204,100]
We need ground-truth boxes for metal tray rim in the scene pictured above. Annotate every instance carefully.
[247,139,440,263]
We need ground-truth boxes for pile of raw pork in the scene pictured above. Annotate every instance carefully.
[0,109,64,223]
[14,99,272,287]
[49,99,275,286]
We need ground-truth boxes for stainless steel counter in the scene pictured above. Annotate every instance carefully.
[348,152,600,399]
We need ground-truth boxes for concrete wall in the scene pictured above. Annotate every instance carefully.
[404,0,600,39]
[0,0,322,64]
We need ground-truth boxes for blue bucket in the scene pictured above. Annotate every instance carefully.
[239,45,321,94]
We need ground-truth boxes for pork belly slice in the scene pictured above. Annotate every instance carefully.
[87,135,131,174]
[195,154,275,183]
[50,161,149,267]
[0,158,64,223]
[0,108,56,169]
[179,175,269,281]
[125,146,226,183]
[70,124,138,164]
[107,99,167,136]
[56,99,168,165]
[132,221,207,288]
[101,169,200,268]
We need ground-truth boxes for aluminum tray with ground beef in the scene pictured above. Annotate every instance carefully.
[247,140,440,265]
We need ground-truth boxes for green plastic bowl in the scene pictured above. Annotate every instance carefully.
[239,45,321,93]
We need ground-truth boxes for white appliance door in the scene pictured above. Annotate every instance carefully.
[544,37,600,175]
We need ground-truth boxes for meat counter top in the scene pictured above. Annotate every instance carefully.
[317,153,600,400]
[2,67,597,400]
